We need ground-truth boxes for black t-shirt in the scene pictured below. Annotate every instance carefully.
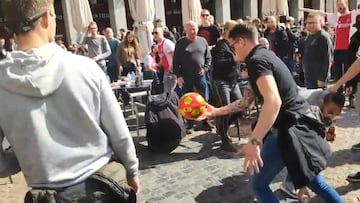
[198,25,220,46]
[245,45,308,122]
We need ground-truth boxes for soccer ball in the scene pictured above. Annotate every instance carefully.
[178,92,206,119]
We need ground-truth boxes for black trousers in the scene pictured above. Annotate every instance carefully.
[332,50,351,93]
[107,65,119,82]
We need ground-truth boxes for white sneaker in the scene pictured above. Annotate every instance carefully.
[280,181,297,199]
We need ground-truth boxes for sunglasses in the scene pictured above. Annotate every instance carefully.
[201,14,209,17]
[229,39,240,51]
[2,10,49,34]
[152,31,158,35]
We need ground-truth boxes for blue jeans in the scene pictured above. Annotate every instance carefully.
[250,131,342,203]
[179,75,209,128]
[286,57,297,74]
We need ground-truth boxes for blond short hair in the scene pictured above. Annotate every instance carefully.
[222,20,238,38]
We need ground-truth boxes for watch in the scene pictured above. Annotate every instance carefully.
[250,137,262,146]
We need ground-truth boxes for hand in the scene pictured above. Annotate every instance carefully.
[317,80,326,88]
[240,141,263,175]
[345,86,353,95]
[199,68,205,76]
[177,77,184,87]
[119,65,123,72]
[194,103,216,121]
[327,85,338,93]
[92,56,99,62]
[128,176,140,195]
[298,187,311,203]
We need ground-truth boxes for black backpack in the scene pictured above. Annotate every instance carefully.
[145,92,186,153]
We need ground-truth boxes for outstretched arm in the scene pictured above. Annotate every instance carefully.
[210,85,256,117]
[299,8,327,15]
[329,58,360,92]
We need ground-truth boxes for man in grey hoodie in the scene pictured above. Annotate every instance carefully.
[0,0,139,201]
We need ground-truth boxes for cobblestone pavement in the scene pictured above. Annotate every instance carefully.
[1,107,360,203]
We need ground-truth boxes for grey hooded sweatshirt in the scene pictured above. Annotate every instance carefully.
[0,43,138,188]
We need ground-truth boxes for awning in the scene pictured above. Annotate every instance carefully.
[129,0,155,57]
[262,0,289,17]
[181,0,203,26]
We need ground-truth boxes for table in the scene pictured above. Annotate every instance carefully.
[112,79,152,114]
[112,80,153,136]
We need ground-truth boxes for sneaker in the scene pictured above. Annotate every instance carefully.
[349,97,355,108]
[202,120,213,131]
[346,172,360,183]
[351,142,360,151]
[221,139,238,153]
[186,128,193,135]
[280,181,297,199]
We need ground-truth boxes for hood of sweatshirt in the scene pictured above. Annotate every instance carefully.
[0,43,66,98]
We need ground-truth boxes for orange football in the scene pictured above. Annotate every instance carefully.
[178,92,206,119]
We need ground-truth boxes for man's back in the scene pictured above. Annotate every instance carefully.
[0,43,138,188]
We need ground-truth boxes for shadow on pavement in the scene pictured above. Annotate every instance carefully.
[134,132,244,170]
[327,149,360,168]
[195,174,254,203]
[335,182,360,196]
[194,174,299,203]
[334,108,360,129]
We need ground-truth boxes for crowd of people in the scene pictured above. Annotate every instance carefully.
[1,0,360,202]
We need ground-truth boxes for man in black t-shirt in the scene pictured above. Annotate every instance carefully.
[196,24,341,202]
[198,9,220,47]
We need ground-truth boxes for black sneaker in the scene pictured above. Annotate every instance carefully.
[351,142,360,151]
[186,127,193,135]
[346,172,360,183]
[280,181,297,199]
[202,120,213,131]
[221,139,238,153]
[349,97,355,108]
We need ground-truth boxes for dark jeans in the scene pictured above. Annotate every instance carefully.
[286,57,297,74]
[212,80,242,141]
[304,75,321,89]
[179,75,209,128]
[333,50,351,92]
[121,62,137,77]
[107,65,119,82]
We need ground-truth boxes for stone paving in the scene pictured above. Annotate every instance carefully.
[1,107,360,203]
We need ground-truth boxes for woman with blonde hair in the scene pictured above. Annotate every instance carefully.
[116,31,143,76]
[210,20,243,152]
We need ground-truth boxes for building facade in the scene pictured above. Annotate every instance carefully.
[1,0,360,45]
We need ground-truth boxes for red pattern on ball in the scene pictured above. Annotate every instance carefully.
[178,92,206,119]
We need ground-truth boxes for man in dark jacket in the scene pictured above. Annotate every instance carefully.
[264,16,292,70]
[211,20,242,152]
[302,13,333,89]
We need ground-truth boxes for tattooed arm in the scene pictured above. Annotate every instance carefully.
[210,85,256,117]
